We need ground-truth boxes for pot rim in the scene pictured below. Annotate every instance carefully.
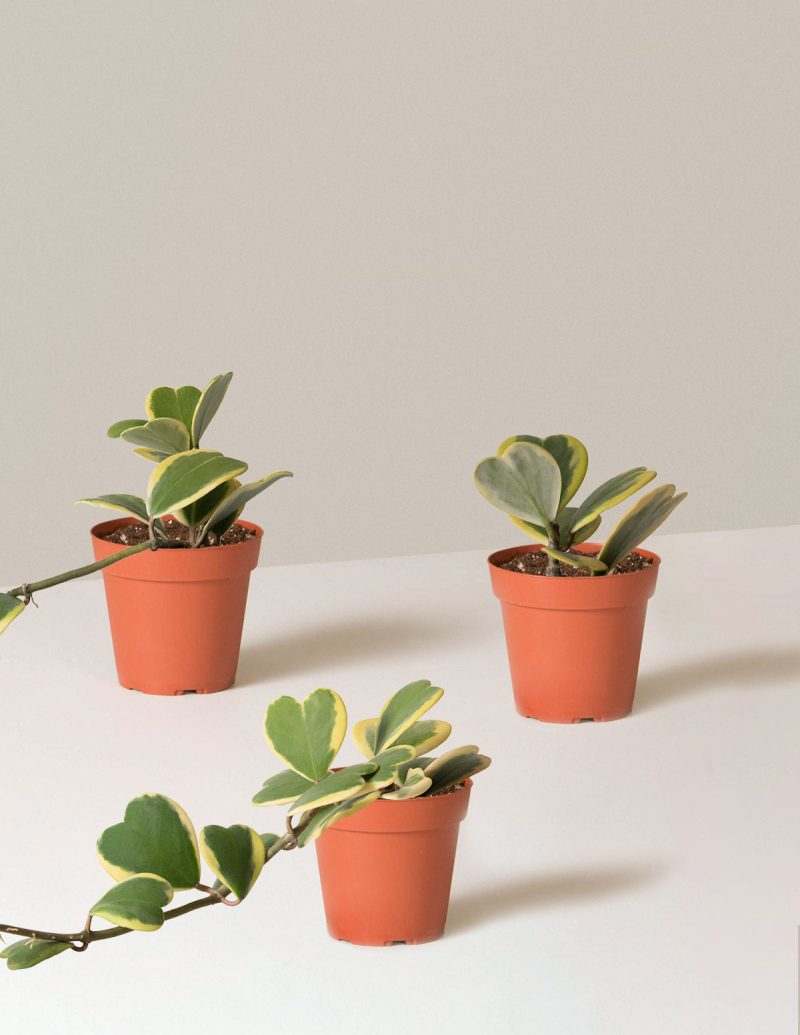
[488,541,661,578]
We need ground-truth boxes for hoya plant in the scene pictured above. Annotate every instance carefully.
[474,434,686,576]
[0,372,291,635]
[0,680,489,970]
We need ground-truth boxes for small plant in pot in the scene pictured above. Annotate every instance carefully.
[0,372,292,695]
[0,680,489,969]
[474,434,686,722]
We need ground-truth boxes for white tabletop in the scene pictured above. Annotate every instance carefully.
[1,525,798,1033]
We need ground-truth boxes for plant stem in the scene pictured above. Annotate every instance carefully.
[5,541,156,600]
[0,824,305,951]
[546,524,562,577]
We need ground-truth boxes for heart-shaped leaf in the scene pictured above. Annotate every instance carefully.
[287,762,378,816]
[147,450,248,519]
[569,468,656,533]
[146,385,202,439]
[424,745,491,794]
[77,494,149,522]
[252,769,315,807]
[97,794,200,889]
[121,418,190,458]
[199,471,294,539]
[90,874,174,931]
[372,680,444,754]
[499,434,588,510]
[200,824,265,901]
[192,372,233,446]
[598,485,686,570]
[0,938,71,970]
[361,746,416,789]
[475,441,562,526]
[542,547,608,574]
[264,688,347,782]
[107,418,147,439]
[0,593,25,635]
[352,718,451,759]
[296,789,381,848]
[383,767,432,800]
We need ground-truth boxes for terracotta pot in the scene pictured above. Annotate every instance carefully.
[488,543,660,722]
[314,780,472,946]
[90,517,262,695]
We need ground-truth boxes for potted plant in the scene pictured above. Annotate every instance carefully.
[0,680,490,969]
[474,434,686,722]
[0,372,292,695]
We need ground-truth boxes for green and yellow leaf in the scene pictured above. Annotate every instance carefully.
[352,717,450,759]
[569,468,656,532]
[542,547,608,573]
[539,435,589,509]
[147,450,248,519]
[296,790,381,847]
[96,794,200,890]
[0,593,25,635]
[1,938,71,970]
[252,769,315,806]
[107,418,147,439]
[146,385,202,439]
[510,508,601,548]
[120,418,190,457]
[424,745,492,794]
[287,762,378,816]
[264,688,347,783]
[383,767,432,800]
[474,441,562,526]
[200,824,265,900]
[76,494,149,522]
[362,745,416,789]
[373,680,444,754]
[173,479,240,529]
[89,874,173,932]
[200,471,294,537]
[598,484,687,571]
[191,372,233,446]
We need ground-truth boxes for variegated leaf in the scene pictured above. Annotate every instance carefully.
[474,441,561,526]
[77,494,149,522]
[120,418,190,457]
[0,593,25,635]
[200,471,294,538]
[107,418,147,439]
[424,745,491,794]
[89,874,173,932]
[0,938,71,970]
[96,794,200,890]
[296,790,381,847]
[542,547,608,573]
[252,769,315,807]
[200,824,265,900]
[569,468,656,532]
[510,508,601,548]
[264,688,347,783]
[362,745,416,789]
[287,762,378,816]
[598,485,687,570]
[173,479,239,529]
[146,385,202,439]
[373,680,444,754]
[147,450,248,519]
[192,372,233,446]
[541,435,588,509]
[352,717,451,759]
[383,767,432,800]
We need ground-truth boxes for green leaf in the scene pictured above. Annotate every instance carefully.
[474,441,562,526]
[97,794,201,890]
[252,769,316,807]
[424,745,491,794]
[539,435,589,509]
[287,762,378,816]
[146,385,202,438]
[1,938,71,970]
[352,718,450,759]
[121,418,190,457]
[383,767,432,800]
[362,745,416,789]
[542,547,608,573]
[200,471,294,538]
[509,508,601,548]
[264,688,347,783]
[173,479,240,529]
[598,485,687,570]
[569,468,656,532]
[296,790,381,847]
[0,593,25,635]
[192,372,233,446]
[396,755,434,782]
[76,494,149,522]
[147,450,248,519]
[200,824,265,900]
[107,418,147,439]
[89,874,173,932]
[373,680,444,754]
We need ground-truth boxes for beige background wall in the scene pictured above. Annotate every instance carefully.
[1,1,797,582]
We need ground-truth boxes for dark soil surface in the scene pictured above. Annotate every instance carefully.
[101,518,255,548]
[498,549,653,578]
[429,783,466,798]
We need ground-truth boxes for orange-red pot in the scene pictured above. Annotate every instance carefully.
[315,780,472,946]
[488,543,660,723]
[90,517,262,696]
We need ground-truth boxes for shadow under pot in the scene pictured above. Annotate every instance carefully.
[488,543,660,723]
[90,517,262,696]
[315,780,472,946]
